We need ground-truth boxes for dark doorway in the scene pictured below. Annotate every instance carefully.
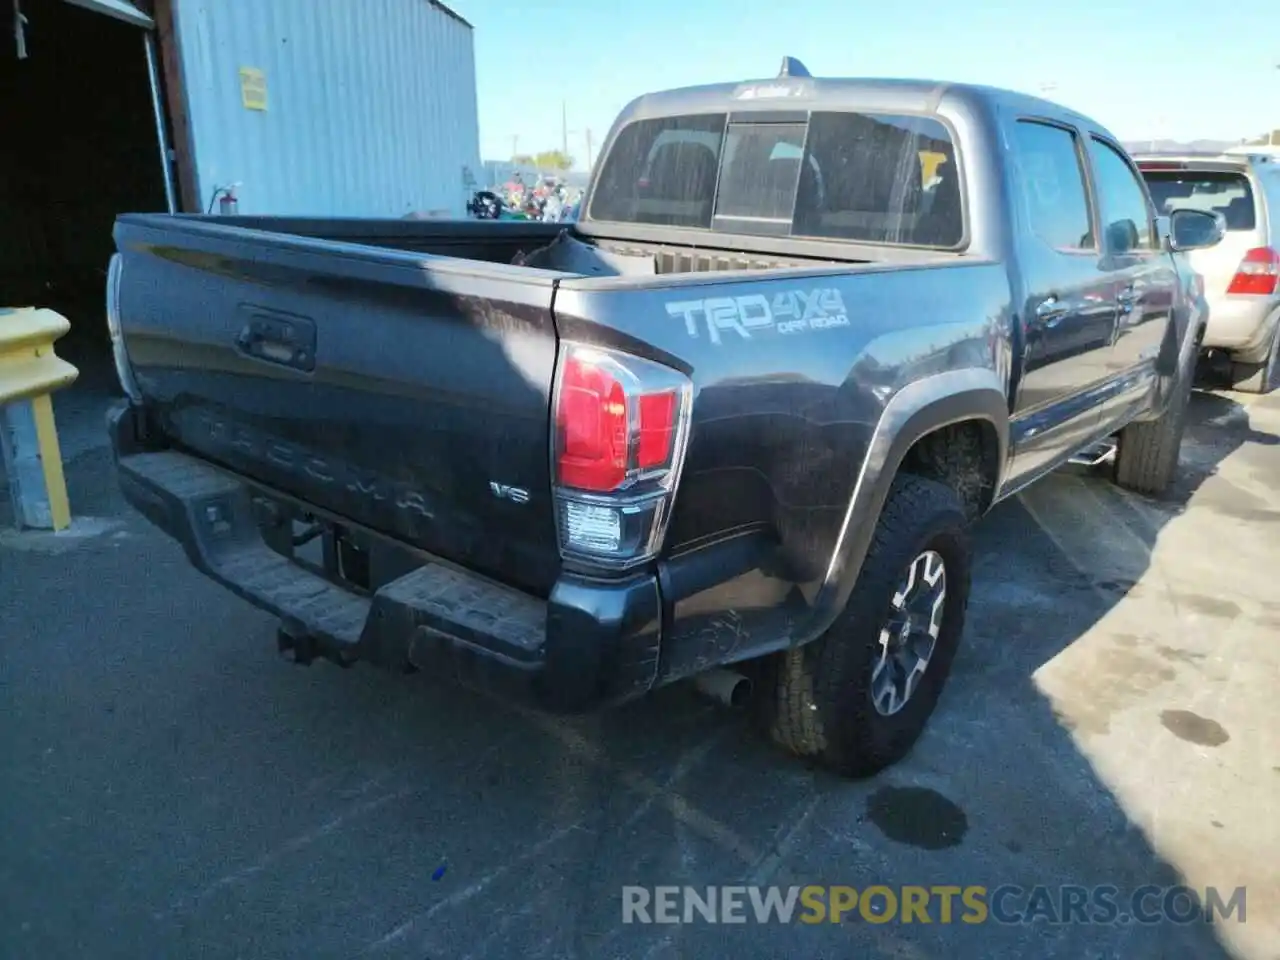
[1,0,168,369]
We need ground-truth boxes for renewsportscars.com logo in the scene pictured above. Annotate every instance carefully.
[621,884,1248,926]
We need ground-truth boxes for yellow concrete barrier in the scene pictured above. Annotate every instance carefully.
[0,307,80,531]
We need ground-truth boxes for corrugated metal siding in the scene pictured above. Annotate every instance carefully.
[172,0,482,217]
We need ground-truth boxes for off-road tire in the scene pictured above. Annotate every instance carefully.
[1112,350,1196,497]
[757,474,972,778]
[1229,327,1280,394]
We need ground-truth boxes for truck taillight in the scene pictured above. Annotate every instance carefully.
[105,253,143,404]
[552,342,692,570]
[1226,247,1280,296]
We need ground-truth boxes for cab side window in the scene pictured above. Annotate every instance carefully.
[1087,138,1156,254]
[1011,121,1094,251]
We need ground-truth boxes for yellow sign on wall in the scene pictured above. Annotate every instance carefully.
[239,67,267,111]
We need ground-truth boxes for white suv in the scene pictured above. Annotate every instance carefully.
[1135,149,1280,392]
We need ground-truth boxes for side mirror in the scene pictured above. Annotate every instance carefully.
[1168,208,1226,252]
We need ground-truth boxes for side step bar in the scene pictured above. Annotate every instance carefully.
[1068,439,1117,468]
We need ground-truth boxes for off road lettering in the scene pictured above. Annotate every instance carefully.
[665,288,850,344]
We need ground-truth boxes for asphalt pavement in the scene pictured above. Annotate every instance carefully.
[1,382,1277,960]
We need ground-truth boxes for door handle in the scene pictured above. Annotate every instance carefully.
[1035,296,1069,326]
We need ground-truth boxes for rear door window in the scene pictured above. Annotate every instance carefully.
[1010,121,1095,251]
[1142,171,1257,231]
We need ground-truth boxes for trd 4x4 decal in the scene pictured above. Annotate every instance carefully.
[665,288,850,344]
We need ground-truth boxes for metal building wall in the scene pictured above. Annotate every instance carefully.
[171,0,481,217]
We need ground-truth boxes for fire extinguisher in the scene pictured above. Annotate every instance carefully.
[208,183,241,215]
[218,184,240,216]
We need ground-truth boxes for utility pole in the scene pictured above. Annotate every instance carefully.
[584,128,594,170]
[1272,64,1279,145]
[511,135,519,160]
[562,101,569,156]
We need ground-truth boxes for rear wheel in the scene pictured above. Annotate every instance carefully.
[1113,333,1198,496]
[758,475,971,778]
[1230,326,1280,394]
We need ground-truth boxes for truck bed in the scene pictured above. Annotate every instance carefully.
[197,215,865,276]
[110,212,999,605]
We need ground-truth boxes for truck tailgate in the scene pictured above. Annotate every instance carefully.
[112,215,564,596]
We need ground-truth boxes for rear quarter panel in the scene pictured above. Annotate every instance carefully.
[554,260,1014,675]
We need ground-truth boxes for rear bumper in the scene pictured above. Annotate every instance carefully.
[1203,297,1279,356]
[108,404,661,712]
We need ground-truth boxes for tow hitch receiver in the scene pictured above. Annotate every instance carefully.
[277,625,354,668]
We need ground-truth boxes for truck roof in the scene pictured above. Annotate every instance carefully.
[613,64,1103,137]
[1130,150,1280,171]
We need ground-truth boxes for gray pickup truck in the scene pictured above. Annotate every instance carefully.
[105,60,1223,777]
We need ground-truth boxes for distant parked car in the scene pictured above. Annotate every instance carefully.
[1136,150,1280,392]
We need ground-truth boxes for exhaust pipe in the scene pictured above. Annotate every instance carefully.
[694,668,753,708]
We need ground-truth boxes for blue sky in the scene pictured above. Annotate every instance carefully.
[451,0,1279,168]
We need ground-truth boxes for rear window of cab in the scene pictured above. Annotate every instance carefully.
[588,111,964,249]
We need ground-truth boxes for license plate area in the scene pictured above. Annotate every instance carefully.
[251,491,427,594]
[252,495,372,593]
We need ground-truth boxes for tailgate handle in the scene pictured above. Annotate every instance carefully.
[234,311,317,372]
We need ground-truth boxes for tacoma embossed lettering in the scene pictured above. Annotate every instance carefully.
[184,410,434,519]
